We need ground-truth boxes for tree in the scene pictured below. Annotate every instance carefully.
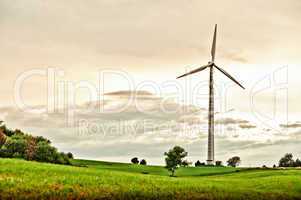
[279,153,295,167]
[195,160,205,167]
[215,161,223,166]
[131,157,139,164]
[34,141,59,163]
[0,129,6,147]
[294,158,301,167]
[2,135,27,157]
[140,159,147,165]
[195,160,201,167]
[227,156,241,167]
[24,136,37,161]
[182,160,191,167]
[67,152,74,159]
[164,146,188,176]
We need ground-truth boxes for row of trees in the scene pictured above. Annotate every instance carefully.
[164,146,241,176]
[0,122,73,165]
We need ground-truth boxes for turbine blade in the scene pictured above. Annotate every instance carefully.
[211,24,217,62]
[177,64,210,79]
[214,65,245,89]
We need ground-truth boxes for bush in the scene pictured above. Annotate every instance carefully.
[131,157,139,164]
[34,141,59,163]
[24,137,37,161]
[195,160,205,167]
[35,136,51,144]
[34,142,70,164]
[295,158,301,167]
[140,159,147,165]
[215,161,223,166]
[2,135,27,157]
[227,156,241,167]
[195,160,201,167]
[67,152,74,159]
[0,125,15,137]
[0,130,6,147]
[56,152,71,165]
[182,160,191,167]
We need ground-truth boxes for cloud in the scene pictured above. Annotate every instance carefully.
[239,124,257,129]
[280,122,301,128]
[222,51,248,63]
[104,90,154,97]
[215,117,249,125]
[1,90,301,166]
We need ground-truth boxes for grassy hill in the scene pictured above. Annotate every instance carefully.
[1,158,301,200]
[72,159,240,177]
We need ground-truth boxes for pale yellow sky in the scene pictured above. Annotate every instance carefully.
[0,0,300,112]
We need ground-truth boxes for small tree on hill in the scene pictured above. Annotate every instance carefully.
[131,157,139,164]
[164,146,188,176]
[140,159,147,165]
[227,156,241,167]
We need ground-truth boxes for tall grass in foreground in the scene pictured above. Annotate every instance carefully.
[0,158,301,200]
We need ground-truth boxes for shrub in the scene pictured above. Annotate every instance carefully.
[195,160,201,167]
[67,152,74,159]
[3,135,27,157]
[24,137,37,161]
[35,136,51,144]
[295,158,301,167]
[0,125,15,137]
[227,156,241,167]
[0,130,6,147]
[215,161,223,166]
[131,157,139,164]
[195,160,205,167]
[34,141,59,163]
[182,160,191,167]
[140,159,147,165]
[55,152,71,165]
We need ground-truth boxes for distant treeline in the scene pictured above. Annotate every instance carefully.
[0,121,73,165]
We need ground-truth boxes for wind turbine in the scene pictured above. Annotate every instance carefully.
[177,24,245,165]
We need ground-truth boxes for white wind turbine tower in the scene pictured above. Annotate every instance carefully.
[177,24,245,165]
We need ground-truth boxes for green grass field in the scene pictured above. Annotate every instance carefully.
[1,158,301,200]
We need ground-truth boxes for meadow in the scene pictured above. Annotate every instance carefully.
[1,158,301,200]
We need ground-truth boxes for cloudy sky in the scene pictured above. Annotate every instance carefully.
[0,0,301,166]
